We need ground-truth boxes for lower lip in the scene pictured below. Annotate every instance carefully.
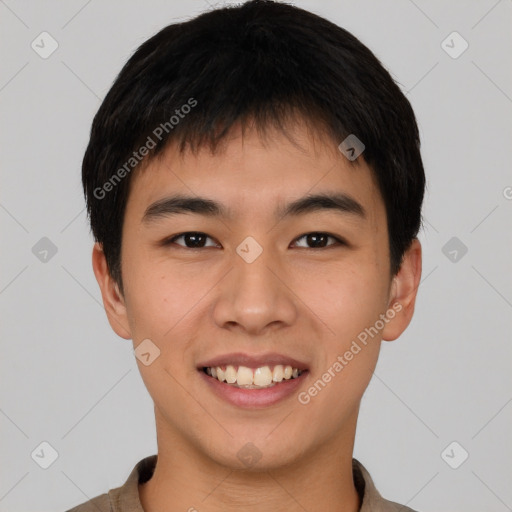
[198,369,308,409]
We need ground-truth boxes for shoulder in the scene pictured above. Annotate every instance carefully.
[63,454,157,512]
[64,492,110,512]
[372,497,419,512]
[353,458,420,512]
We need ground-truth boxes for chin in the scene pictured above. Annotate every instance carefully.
[200,431,312,473]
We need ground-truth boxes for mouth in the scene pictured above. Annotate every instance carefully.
[197,353,309,408]
[201,364,306,389]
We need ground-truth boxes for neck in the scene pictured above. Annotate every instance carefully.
[140,410,361,512]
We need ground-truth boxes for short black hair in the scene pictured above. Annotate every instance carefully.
[82,0,425,295]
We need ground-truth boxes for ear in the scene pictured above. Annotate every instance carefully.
[91,242,132,340]
[381,238,422,342]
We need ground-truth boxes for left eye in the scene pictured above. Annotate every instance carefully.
[292,232,342,249]
[163,232,343,249]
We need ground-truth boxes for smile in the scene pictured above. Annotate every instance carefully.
[203,364,305,388]
[197,352,310,407]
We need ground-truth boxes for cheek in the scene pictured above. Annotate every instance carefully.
[121,243,205,341]
[297,265,386,425]
[304,259,389,345]
[123,265,199,398]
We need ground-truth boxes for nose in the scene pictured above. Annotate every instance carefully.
[212,242,298,335]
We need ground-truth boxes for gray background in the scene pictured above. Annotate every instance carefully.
[1,1,511,511]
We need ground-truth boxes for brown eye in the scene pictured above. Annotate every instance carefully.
[163,231,344,250]
[292,232,343,249]
[165,232,219,248]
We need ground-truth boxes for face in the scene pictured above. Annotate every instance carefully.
[93,119,421,471]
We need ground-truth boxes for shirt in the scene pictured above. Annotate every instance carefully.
[65,455,418,512]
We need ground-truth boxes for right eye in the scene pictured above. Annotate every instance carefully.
[162,232,220,249]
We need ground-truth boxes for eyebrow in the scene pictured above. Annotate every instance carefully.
[142,192,366,225]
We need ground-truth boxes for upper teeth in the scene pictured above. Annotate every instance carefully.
[205,365,302,388]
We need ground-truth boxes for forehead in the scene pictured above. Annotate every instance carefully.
[125,122,385,228]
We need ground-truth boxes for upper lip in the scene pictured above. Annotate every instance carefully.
[197,352,309,371]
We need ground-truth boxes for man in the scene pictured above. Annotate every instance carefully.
[68,1,424,510]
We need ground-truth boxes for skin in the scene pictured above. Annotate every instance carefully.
[92,118,422,512]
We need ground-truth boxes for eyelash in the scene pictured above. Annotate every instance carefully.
[162,231,346,250]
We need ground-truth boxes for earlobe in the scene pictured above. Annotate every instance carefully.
[382,239,422,342]
[91,242,132,340]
